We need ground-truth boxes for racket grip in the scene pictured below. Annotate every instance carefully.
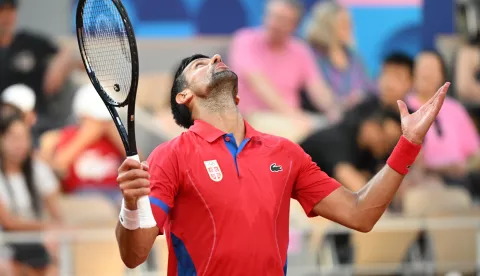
[126,154,157,228]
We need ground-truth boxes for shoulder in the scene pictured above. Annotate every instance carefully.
[32,158,54,175]
[257,132,306,158]
[290,37,314,55]
[147,132,193,164]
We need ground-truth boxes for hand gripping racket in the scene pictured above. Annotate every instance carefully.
[76,0,155,228]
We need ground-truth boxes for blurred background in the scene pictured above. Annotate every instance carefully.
[2,0,480,275]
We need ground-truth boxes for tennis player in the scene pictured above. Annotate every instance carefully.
[115,54,449,276]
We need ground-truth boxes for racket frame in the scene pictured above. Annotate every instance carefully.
[75,0,140,157]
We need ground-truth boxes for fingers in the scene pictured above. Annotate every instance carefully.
[118,158,143,174]
[122,187,151,199]
[117,168,150,183]
[431,82,450,114]
[397,100,410,118]
[427,82,450,105]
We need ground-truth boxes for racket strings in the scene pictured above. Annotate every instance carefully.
[80,0,132,105]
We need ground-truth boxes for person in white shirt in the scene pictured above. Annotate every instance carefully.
[0,107,60,276]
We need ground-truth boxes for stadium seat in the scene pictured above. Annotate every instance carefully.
[403,186,477,274]
[55,195,124,275]
[352,218,420,275]
[56,194,118,227]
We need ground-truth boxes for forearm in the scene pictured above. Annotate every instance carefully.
[2,217,48,232]
[306,81,337,113]
[352,165,404,229]
[44,194,62,223]
[115,222,156,268]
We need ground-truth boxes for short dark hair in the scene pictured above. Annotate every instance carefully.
[383,52,414,76]
[170,54,209,129]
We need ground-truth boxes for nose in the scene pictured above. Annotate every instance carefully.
[211,54,223,64]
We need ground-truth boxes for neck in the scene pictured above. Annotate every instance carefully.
[0,33,13,48]
[193,88,245,141]
[3,161,21,174]
[328,44,349,69]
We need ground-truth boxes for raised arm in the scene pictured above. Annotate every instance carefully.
[312,82,450,231]
[116,144,179,268]
[115,159,159,268]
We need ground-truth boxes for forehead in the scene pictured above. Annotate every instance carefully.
[183,57,210,74]
[416,53,441,68]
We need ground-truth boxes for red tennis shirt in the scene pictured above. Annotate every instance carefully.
[147,120,341,276]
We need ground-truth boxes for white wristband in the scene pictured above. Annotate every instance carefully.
[137,196,157,229]
[119,199,140,230]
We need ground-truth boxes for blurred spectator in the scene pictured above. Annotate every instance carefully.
[343,52,414,129]
[300,111,401,264]
[454,43,480,104]
[228,0,339,131]
[303,1,375,110]
[0,109,61,276]
[407,51,480,191]
[1,84,36,128]
[0,0,82,140]
[300,111,401,192]
[39,85,125,206]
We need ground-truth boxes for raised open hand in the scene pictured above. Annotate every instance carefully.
[397,82,450,145]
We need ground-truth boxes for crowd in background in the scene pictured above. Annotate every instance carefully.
[1,0,480,275]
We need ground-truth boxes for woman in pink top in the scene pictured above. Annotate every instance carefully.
[407,51,480,187]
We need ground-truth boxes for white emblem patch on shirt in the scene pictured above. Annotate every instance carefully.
[204,160,223,182]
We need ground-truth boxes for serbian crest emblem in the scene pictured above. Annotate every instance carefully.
[203,160,223,182]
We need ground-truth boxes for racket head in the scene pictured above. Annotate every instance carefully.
[75,0,139,108]
[76,0,139,156]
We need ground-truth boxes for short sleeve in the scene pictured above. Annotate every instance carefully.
[33,159,59,197]
[147,143,180,234]
[291,145,342,217]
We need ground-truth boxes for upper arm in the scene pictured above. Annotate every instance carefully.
[33,159,60,196]
[292,144,342,217]
[38,130,60,162]
[147,144,181,234]
[311,186,358,228]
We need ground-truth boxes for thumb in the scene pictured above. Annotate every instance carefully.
[397,100,410,119]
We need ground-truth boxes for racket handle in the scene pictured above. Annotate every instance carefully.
[126,154,157,228]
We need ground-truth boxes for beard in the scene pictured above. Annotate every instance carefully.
[199,69,239,112]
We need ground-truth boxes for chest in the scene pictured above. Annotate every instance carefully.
[255,49,305,93]
[180,141,296,215]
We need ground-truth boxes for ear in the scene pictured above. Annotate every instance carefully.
[235,95,240,106]
[175,89,194,105]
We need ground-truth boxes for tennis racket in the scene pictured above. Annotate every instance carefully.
[75,0,154,226]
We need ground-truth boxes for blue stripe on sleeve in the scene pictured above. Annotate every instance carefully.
[149,196,170,214]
